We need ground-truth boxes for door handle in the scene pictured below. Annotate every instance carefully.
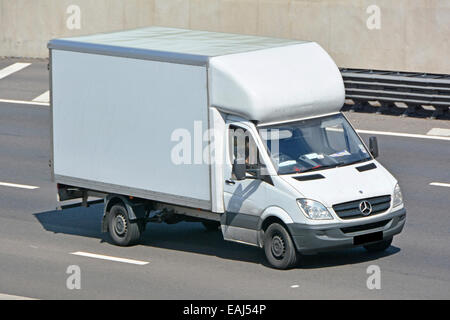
[225,179,235,185]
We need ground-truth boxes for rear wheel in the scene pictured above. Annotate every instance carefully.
[108,204,142,246]
[263,223,299,269]
[363,237,392,252]
[202,220,220,231]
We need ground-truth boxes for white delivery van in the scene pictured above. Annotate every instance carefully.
[48,27,406,269]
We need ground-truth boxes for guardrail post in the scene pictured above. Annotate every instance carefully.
[430,106,448,120]
[376,102,392,115]
[401,104,421,117]
[350,101,367,112]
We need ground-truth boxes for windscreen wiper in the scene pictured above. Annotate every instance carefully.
[293,163,342,174]
[337,157,371,168]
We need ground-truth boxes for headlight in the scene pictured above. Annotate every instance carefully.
[297,199,333,220]
[393,183,403,207]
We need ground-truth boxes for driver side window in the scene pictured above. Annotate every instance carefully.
[228,125,261,177]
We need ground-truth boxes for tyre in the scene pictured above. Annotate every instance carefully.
[363,237,392,253]
[202,220,220,231]
[263,223,299,269]
[108,204,142,246]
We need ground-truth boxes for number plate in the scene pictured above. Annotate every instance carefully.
[354,231,383,245]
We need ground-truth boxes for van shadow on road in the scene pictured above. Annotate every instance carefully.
[33,204,400,269]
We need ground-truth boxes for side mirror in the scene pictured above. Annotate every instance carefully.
[233,159,246,181]
[369,136,379,158]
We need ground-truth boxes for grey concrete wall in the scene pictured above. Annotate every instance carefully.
[0,0,449,74]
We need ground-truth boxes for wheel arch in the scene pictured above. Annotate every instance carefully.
[102,195,148,233]
[259,206,294,230]
[257,206,294,247]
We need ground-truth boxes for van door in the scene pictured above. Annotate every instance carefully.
[221,123,270,246]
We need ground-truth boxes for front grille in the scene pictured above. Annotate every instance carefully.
[341,219,391,234]
[333,195,391,219]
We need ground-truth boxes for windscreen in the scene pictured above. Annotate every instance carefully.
[259,114,372,175]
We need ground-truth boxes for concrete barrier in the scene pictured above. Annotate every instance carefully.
[1,0,449,74]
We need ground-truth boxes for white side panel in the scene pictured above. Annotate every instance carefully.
[208,107,226,213]
[52,50,211,203]
[209,42,345,124]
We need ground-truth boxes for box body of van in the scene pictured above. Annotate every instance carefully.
[49,27,406,269]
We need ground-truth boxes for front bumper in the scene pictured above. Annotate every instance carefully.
[287,207,406,253]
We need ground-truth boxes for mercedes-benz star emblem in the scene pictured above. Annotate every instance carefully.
[359,200,372,216]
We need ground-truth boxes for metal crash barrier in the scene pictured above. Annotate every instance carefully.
[341,69,450,119]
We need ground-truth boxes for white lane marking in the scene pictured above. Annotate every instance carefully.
[0,293,35,300]
[0,63,31,80]
[1,96,449,143]
[290,285,299,288]
[427,128,450,137]
[70,251,149,265]
[32,90,50,103]
[430,182,450,188]
[0,181,39,190]
[356,129,450,141]
[0,98,49,106]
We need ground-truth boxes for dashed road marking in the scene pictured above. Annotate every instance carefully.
[427,128,450,137]
[430,182,450,188]
[32,90,50,103]
[0,63,31,80]
[0,293,35,300]
[0,181,39,190]
[70,251,149,265]
[0,98,49,106]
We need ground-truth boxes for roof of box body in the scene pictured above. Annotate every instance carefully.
[49,27,345,124]
[48,26,306,65]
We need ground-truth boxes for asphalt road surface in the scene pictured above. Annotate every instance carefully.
[0,58,449,299]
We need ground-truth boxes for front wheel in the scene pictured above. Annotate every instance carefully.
[263,223,299,269]
[363,237,393,252]
[108,204,142,246]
